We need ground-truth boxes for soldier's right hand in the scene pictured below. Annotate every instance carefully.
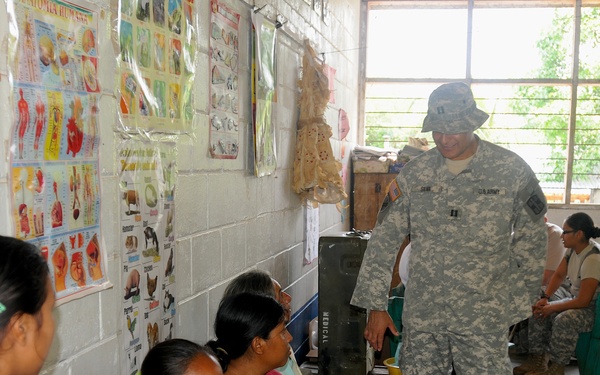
[364,310,399,351]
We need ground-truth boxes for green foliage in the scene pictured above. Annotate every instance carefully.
[513,9,600,184]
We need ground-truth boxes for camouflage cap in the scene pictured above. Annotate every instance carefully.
[421,82,489,134]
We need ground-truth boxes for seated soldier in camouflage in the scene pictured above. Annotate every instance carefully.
[513,212,600,375]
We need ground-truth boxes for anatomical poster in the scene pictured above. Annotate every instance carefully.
[116,0,196,135]
[119,141,177,375]
[7,0,108,303]
[209,0,240,158]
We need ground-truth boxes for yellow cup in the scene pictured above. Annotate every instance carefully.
[383,357,402,375]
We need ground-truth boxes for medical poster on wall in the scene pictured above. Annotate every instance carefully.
[7,0,109,303]
[251,12,277,177]
[116,0,196,135]
[119,141,177,375]
[209,0,240,159]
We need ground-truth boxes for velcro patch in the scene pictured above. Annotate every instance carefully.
[388,180,402,202]
[517,179,547,220]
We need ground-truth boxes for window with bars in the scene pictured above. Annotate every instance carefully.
[361,1,600,205]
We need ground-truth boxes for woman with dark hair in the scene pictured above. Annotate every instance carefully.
[223,270,299,375]
[0,235,56,375]
[206,293,292,375]
[223,270,274,298]
[513,212,600,375]
[141,338,222,375]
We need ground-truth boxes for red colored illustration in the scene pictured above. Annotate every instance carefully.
[18,181,30,237]
[34,94,46,157]
[51,181,63,228]
[52,242,67,292]
[66,97,84,157]
[70,251,86,287]
[17,88,30,159]
[86,234,102,280]
[34,169,44,193]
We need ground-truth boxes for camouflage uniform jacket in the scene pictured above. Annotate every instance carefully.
[351,137,547,334]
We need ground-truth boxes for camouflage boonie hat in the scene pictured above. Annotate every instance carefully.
[421,82,489,134]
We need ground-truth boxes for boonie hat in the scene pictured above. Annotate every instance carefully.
[421,82,489,134]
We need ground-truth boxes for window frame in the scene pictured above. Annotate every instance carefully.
[358,0,600,208]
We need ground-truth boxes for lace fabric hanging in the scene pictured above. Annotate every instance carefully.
[292,40,347,208]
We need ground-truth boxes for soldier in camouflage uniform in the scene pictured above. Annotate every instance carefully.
[350,82,548,374]
[514,212,600,375]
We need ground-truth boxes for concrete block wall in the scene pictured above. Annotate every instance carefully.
[0,0,361,372]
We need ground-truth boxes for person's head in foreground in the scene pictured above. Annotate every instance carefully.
[223,270,292,322]
[422,82,489,161]
[206,293,292,375]
[141,338,223,375]
[0,235,55,375]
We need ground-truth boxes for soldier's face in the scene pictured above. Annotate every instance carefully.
[432,131,478,160]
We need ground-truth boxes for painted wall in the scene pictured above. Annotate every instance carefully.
[0,0,361,372]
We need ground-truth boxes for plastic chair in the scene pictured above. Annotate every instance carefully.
[575,300,600,375]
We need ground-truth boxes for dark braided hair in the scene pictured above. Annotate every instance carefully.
[564,212,600,241]
[141,338,220,375]
[206,293,285,371]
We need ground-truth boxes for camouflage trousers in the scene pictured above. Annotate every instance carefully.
[399,327,512,375]
[511,285,572,353]
[528,299,595,365]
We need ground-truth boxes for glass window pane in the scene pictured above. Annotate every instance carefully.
[366,8,467,79]
[572,85,600,203]
[364,83,436,148]
[471,8,573,79]
[363,2,600,206]
[472,84,570,203]
[578,7,600,79]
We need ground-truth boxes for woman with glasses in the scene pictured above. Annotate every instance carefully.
[513,212,600,375]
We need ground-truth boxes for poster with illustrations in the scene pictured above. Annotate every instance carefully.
[209,0,240,159]
[251,12,277,177]
[119,141,177,375]
[7,0,108,303]
[116,0,196,134]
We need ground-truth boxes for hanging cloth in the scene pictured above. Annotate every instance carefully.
[292,40,347,207]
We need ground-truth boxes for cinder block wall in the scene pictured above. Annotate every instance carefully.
[0,0,361,371]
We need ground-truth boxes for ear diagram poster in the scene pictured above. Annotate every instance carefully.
[7,0,109,303]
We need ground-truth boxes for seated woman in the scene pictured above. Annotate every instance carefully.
[223,270,300,375]
[513,212,600,375]
[141,338,222,375]
[0,235,56,375]
[206,293,292,375]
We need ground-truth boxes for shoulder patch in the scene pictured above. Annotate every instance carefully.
[517,178,547,220]
[388,179,402,202]
[376,181,401,225]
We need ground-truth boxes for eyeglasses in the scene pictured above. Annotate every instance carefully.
[562,230,577,235]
